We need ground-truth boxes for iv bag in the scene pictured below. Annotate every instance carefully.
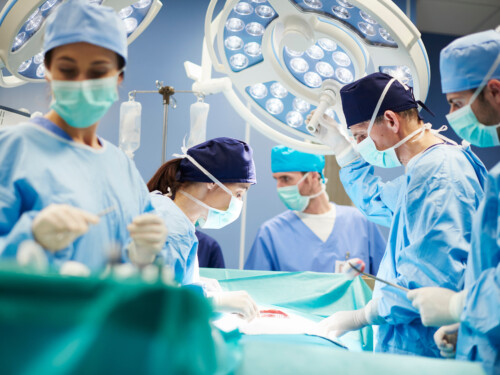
[119,100,142,159]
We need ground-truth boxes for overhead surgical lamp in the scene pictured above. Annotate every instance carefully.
[187,0,430,154]
[0,0,162,88]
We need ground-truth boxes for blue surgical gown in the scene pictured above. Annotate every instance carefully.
[150,192,198,285]
[456,161,500,375]
[339,143,487,357]
[0,118,152,270]
[244,204,386,274]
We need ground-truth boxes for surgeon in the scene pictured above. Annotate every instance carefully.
[408,30,500,374]
[245,145,386,273]
[147,137,260,321]
[0,0,167,270]
[308,72,487,357]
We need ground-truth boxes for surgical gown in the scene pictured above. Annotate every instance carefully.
[0,118,152,270]
[456,161,500,375]
[150,192,198,285]
[245,204,386,274]
[339,142,487,357]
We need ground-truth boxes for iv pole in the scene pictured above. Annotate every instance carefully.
[128,80,203,164]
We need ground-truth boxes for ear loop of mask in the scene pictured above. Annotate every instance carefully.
[469,53,500,105]
[365,78,396,141]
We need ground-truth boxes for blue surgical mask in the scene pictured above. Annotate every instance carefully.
[356,78,429,168]
[445,55,500,148]
[48,73,119,128]
[277,172,325,211]
[181,190,243,229]
[174,149,244,229]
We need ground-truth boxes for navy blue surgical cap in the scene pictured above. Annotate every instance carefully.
[178,137,257,184]
[340,72,432,128]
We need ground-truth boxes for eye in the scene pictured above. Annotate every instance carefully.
[87,69,110,79]
[58,67,78,79]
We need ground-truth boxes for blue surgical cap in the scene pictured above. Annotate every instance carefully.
[178,137,257,184]
[440,30,500,94]
[340,72,431,128]
[271,145,325,178]
[43,0,127,65]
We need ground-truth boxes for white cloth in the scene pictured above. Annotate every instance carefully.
[294,203,336,242]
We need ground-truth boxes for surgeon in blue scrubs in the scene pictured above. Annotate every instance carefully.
[408,30,500,375]
[309,72,487,357]
[245,145,386,274]
[0,0,167,270]
[147,137,260,321]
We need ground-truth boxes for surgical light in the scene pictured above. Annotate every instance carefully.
[186,0,430,154]
[0,0,163,87]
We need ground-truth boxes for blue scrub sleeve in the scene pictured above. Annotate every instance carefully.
[462,264,500,339]
[245,225,276,271]
[378,175,476,325]
[367,222,387,275]
[339,158,400,228]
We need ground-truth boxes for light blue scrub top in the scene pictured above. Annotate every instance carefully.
[245,204,386,274]
[150,192,198,285]
[456,161,500,375]
[0,118,153,270]
[340,142,487,357]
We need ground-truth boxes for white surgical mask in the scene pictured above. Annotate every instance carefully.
[446,54,500,148]
[174,148,243,229]
[356,78,429,168]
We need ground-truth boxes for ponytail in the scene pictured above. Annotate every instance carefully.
[147,158,185,199]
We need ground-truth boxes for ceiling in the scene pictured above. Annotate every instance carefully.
[417,0,500,36]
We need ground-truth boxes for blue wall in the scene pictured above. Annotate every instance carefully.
[0,1,498,268]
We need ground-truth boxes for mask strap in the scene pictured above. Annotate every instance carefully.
[367,78,396,136]
[391,122,432,149]
[470,53,500,104]
[173,144,234,197]
[179,190,223,213]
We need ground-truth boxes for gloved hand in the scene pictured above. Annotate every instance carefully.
[211,290,260,322]
[434,323,460,358]
[127,213,168,266]
[407,287,467,327]
[59,261,91,277]
[32,204,99,252]
[340,258,365,280]
[318,299,379,337]
[306,111,359,167]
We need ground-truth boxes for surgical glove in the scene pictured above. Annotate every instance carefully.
[341,258,365,280]
[211,290,260,322]
[59,261,91,277]
[407,287,467,327]
[306,111,359,167]
[434,323,459,358]
[128,213,168,266]
[32,204,99,252]
[318,299,379,337]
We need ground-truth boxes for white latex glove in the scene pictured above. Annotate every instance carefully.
[127,213,168,266]
[59,261,91,277]
[407,287,467,327]
[341,258,366,280]
[318,299,379,337]
[434,323,460,358]
[211,290,260,322]
[306,111,359,167]
[16,240,49,272]
[32,204,99,252]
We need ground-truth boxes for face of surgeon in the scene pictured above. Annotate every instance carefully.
[45,42,123,82]
[349,110,402,150]
[203,183,251,211]
[446,80,500,125]
[273,172,318,196]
